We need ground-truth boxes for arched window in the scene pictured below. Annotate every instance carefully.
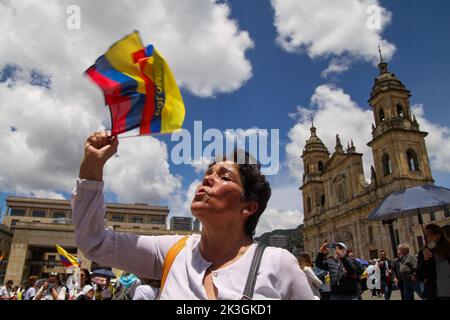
[305,163,309,175]
[396,104,405,118]
[306,197,312,213]
[382,153,392,176]
[320,195,325,208]
[318,161,324,172]
[406,149,420,171]
[379,108,385,123]
[337,185,345,203]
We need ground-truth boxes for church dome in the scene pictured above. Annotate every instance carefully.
[303,126,329,154]
[370,61,410,99]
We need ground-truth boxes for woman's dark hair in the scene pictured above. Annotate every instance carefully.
[27,276,38,289]
[425,223,450,261]
[298,252,313,267]
[80,268,92,286]
[208,149,271,237]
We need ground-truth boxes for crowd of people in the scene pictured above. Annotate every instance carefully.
[0,222,448,300]
[298,223,450,300]
[1,131,448,301]
[0,269,160,300]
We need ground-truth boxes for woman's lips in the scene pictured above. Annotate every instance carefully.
[194,187,210,201]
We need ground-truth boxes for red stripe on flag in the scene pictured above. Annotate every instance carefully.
[86,67,131,134]
[59,256,74,268]
[134,49,156,135]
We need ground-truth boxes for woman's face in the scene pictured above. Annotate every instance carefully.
[424,229,440,244]
[191,161,248,220]
[80,271,87,285]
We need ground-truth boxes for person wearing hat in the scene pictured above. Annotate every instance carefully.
[315,241,363,300]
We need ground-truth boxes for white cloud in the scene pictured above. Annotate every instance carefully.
[321,58,351,78]
[411,104,450,173]
[191,157,212,175]
[0,0,254,201]
[0,81,102,195]
[271,0,396,76]
[0,0,254,98]
[104,137,181,203]
[255,178,304,236]
[255,208,302,237]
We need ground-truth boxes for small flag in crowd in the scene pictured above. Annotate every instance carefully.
[56,244,80,268]
[86,31,185,136]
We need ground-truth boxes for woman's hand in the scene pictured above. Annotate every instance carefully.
[79,131,119,181]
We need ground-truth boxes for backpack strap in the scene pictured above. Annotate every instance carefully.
[159,236,189,294]
[241,243,267,300]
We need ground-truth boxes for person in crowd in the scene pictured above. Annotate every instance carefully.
[69,268,94,300]
[347,249,364,300]
[113,273,141,300]
[367,259,382,297]
[72,131,315,300]
[313,263,329,300]
[298,252,322,298]
[33,272,66,300]
[392,248,405,300]
[316,242,363,300]
[417,223,450,300]
[395,243,423,300]
[23,276,38,300]
[14,284,24,300]
[133,279,161,300]
[0,280,14,300]
[378,250,394,300]
[93,276,114,300]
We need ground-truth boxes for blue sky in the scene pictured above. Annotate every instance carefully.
[0,0,449,234]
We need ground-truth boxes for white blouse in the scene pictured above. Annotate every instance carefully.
[71,179,315,300]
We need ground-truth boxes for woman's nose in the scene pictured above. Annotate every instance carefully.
[202,173,215,186]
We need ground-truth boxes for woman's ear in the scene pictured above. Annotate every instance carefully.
[242,201,258,217]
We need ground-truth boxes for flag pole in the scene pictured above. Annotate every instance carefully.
[113,131,180,140]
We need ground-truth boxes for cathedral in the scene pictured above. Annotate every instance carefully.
[300,55,449,259]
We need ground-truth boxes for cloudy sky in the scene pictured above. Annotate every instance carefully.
[1,0,449,236]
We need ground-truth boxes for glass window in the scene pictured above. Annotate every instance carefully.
[11,208,26,216]
[52,212,66,219]
[32,210,46,217]
[149,216,165,225]
[111,214,125,222]
[132,216,144,224]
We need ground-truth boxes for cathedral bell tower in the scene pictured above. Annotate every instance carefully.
[367,48,434,189]
[300,125,329,218]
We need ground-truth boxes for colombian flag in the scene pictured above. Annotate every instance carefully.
[56,244,80,268]
[86,31,185,135]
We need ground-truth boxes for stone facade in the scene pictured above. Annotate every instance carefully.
[301,58,450,260]
[0,224,13,282]
[1,196,192,285]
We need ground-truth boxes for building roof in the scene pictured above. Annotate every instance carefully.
[302,126,329,155]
